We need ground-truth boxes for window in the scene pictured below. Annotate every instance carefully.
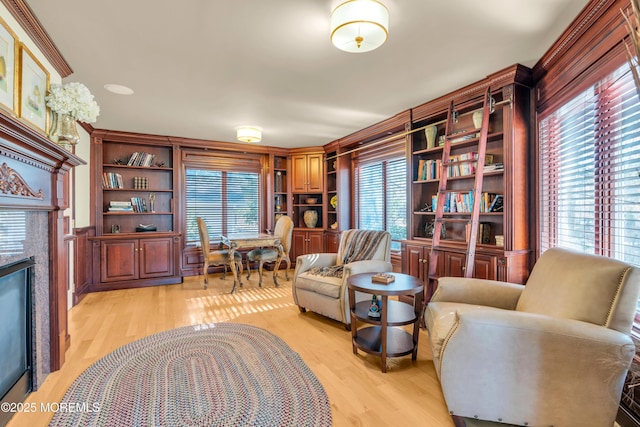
[539,63,640,264]
[185,168,261,245]
[355,144,407,251]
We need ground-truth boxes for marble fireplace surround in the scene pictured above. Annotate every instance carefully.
[0,110,84,387]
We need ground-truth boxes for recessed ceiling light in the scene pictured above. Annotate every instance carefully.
[104,84,134,95]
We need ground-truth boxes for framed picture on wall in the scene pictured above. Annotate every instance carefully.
[0,17,18,114]
[18,43,49,134]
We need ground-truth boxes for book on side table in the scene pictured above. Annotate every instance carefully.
[371,273,395,284]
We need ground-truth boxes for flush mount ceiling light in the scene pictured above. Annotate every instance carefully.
[236,126,262,143]
[330,0,389,53]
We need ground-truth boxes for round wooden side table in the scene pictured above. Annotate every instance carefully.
[347,272,424,373]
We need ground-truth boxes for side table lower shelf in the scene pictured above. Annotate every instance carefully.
[353,325,416,358]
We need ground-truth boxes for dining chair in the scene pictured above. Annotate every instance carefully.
[246,215,293,287]
[196,217,242,289]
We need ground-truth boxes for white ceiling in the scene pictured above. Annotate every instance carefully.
[26,0,590,149]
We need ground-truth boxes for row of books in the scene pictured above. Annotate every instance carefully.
[107,201,133,212]
[465,222,492,244]
[417,154,498,181]
[102,172,123,189]
[431,192,503,213]
[107,198,149,213]
[127,152,156,167]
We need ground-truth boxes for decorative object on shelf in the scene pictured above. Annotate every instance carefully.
[135,223,157,232]
[330,0,389,53]
[425,125,438,149]
[275,171,283,192]
[275,195,282,212]
[111,224,120,234]
[236,125,262,143]
[367,294,381,318]
[371,272,395,284]
[330,221,338,229]
[472,110,483,129]
[622,0,640,98]
[425,220,446,239]
[303,210,318,228]
[149,192,156,212]
[330,194,337,209]
[495,235,504,247]
[332,160,337,170]
[46,82,99,148]
[305,197,318,204]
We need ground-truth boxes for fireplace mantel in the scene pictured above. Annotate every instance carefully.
[0,107,85,372]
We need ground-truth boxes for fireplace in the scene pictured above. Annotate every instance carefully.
[0,258,33,427]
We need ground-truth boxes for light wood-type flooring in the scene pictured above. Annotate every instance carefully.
[7,271,455,427]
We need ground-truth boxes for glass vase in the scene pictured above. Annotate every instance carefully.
[49,112,80,149]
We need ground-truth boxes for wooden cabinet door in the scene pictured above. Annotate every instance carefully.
[291,231,307,262]
[404,243,427,281]
[325,232,340,253]
[473,254,497,280]
[444,251,466,277]
[442,251,497,280]
[139,237,174,278]
[307,231,324,253]
[291,155,308,192]
[306,153,324,192]
[101,240,138,282]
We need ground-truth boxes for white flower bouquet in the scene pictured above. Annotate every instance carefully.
[46,82,100,123]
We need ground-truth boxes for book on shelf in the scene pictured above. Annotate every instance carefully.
[108,201,133,212]
[465,222,492,244]
[130,197,148,212]
[127,152,156,167]
[484,162,504,173]
[371,273,395,284]
[102,172,123,189]
[488,194,503,212]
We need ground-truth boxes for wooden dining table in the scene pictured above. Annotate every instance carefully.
[221,233,284,293]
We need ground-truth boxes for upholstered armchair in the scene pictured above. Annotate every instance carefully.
[292,229,392,327]
[424,247,640,427]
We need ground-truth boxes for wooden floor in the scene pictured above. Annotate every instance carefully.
[8,272,455,427]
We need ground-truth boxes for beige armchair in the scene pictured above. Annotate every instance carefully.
[292,229,392,327]
[424,247,640,427]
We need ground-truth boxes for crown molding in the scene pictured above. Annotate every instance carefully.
[0,0,73,77]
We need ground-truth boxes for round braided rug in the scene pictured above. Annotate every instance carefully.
[49,323,332,427]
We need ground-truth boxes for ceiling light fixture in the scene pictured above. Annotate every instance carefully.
[330,0,389,53]
[236,126,262,143]
[104,84,134,95]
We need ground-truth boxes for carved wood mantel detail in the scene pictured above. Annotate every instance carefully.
[0,162,43,199]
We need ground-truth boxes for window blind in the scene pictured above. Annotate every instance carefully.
[0,211,26,255]
[539,63,640,267]
[185,168,260,244]
[354,135,407,250]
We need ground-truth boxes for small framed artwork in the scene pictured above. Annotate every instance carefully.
[0,17,18,114]
[18,43,49,134]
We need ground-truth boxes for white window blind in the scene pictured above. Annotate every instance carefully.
[0,211,26,255]
[539,63,640,267]
[185,168,260,244]
[354,139,407,251]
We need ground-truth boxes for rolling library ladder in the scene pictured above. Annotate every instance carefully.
[428,88,493,280]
